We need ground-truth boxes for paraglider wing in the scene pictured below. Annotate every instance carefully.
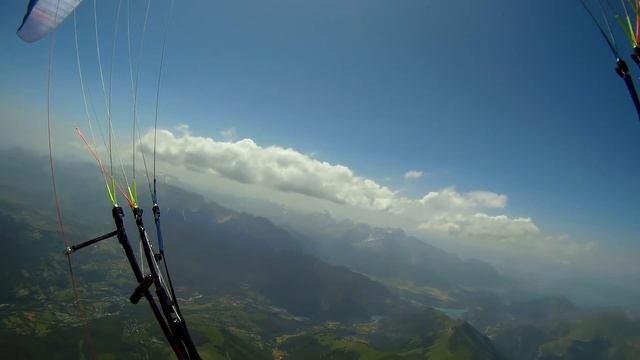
[17,0,83,43]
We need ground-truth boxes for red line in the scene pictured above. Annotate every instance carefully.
[47,30,68,248]
[75,128,134,208]
[48,22,98,360]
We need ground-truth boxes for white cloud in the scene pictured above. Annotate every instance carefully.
[404,170,423,180]
[176,123,191,135]
[140,130,511,220]
[140,129,396,210]
[417,213,539,239]
[392,187,507,216]
[139,128,589,260]
[220,127,237,140]
[391,188,538,245]
[467,191,508,208]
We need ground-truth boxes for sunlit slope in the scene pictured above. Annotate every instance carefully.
[279,309,504,359]
[536,314,640,360]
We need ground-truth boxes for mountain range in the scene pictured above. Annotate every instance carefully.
[0,148,638,359]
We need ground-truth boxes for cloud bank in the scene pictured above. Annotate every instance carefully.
[139,128,591,259]
[142,128,397,210]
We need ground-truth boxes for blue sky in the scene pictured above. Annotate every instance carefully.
[1,0,640,264]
